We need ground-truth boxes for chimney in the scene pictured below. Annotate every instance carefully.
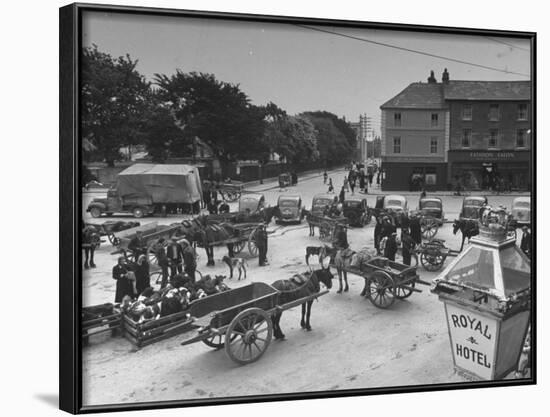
[442,68,450,84]
[427,70,437,84]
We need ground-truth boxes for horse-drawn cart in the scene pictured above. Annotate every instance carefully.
[207,222,264,257]
[414,239,460,272]
[110,222,181,259]
[179,282,328,365]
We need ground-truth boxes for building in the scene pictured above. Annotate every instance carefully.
[380,71,449,191]
[445,80,531,191]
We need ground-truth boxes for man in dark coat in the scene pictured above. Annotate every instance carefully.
[128,230,145,262]
[134,254,150,295]
[401,230,416,266]
[113,257,135,303]
[384,232,398,261]
[520,226,531,258]
[257,224,269,266]
[180,239,197,283]
[381,216,397,239]
[153,238,169,288]
[166,238,184,277]
[374,216,383,255]
[339,186,346,204]
[400,213,411,236]
[409,213,422,245]
[333,224,349,250]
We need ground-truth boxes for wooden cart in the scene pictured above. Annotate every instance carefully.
[179,282,328,365]
[82,303,121,346]
[110,222,181,260]
[415,239,460,272]
[308,214,348,242]
[336,257,429,309]
[218,182,244,202]
[205,222,264,257]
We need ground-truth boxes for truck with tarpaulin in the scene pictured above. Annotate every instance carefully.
[86,164,203,218]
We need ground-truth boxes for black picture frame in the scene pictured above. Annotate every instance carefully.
[60,3,536,414]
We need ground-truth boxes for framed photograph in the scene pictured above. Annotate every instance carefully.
[60,2,535,413]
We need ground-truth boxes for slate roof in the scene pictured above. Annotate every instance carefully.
[443,80,531,100]
[380,83,445,109]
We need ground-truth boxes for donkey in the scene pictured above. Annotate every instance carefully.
[305,245,330,266]
[270,269,333,339]
[453,219,480,251]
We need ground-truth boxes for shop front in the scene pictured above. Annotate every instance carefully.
[381,159,447,191]
[448,151,531,192]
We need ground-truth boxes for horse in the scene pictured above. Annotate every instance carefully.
[82,226,101,269]
[270,269,333,339]
[190,215,236,266]
[301,209,316,236]
[332,247,377,293]
[453,219,480,251]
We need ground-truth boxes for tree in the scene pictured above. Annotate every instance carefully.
[303,111,357,151]
[143,105,187,163]
[81,45,152,166]
[154,71,268,162]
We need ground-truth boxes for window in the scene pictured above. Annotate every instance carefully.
[518,104,528,120]
[394,113,401,127]
[431,113,439,127]
[462,105,472,120]
[430,137,438,153]
[489,104,500,121]
[516,129,527,148]
[462,129,471,148]
[488,129,499,148]
[393,137,401,153]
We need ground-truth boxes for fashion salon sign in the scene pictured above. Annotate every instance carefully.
[469,151,515,160]
[445,303,498,380]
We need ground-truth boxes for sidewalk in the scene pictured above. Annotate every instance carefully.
[243,167,346,193]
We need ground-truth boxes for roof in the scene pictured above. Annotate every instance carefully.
[345,196,366,202]
[240,193,264,200]
[380,83,445,109]
[420,197,442,202]
[313,193,335,200]
[386,194,407,201]
[278,194,301,200]
[118,163,198,176]
[443,81,531,101]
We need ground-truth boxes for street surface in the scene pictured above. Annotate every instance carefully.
[81,168,529,406]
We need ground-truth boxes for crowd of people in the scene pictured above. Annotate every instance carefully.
[323,162,377,197]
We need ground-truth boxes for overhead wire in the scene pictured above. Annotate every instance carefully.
[294,24,530,78]
[484,36,530,52]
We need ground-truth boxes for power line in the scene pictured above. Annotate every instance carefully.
[485,36,530,52]
[294,24,530,78]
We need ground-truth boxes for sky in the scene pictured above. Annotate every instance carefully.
[82,11,531,136]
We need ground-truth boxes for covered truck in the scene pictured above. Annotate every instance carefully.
[87,164,203,218]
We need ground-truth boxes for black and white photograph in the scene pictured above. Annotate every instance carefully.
[59,2,535,413]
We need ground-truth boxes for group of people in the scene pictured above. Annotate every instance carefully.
[374,212,422,265]
[201,182,230,214]
[323,163,376,197]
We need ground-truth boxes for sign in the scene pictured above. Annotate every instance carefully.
[445,303,498,380]
[469,151,515,160]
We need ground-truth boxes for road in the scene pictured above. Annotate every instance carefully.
[81,168,528,406]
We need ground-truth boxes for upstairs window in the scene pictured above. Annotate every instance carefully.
[518,104,528,120]
[430,137,438,153]
[462,129,471,148]
[431,113,439,127]
[462,105,472,120]
[488,129,499,148]
[516,129,527,148]
[489,104,500,121]
[393,137,401,153]
[394,113,402,127]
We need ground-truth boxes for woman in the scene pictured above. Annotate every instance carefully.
[135,255,150,295]
[113,257,136,303]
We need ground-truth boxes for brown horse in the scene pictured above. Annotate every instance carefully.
[452,219,479,251]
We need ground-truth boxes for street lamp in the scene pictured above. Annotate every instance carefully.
[431,208,531,380]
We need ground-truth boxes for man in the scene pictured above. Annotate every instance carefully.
[381,216,397,240]
[166,238,184,277]
[374,216,383,255]
[153,238,169,288]
[520,226,531,258]
[333,224,349,250]
[113,256,135,303]
[180,239,197,283]
[401,230,416,266]
[128,230,145,262]
[339,186,346,204]
[257,224,269,266]
[409,213,422,245]
[323,170,328,184]
[384,232,398,261]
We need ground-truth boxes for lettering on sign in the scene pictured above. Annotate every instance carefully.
[445,304,498,380]
[469,152,515,159]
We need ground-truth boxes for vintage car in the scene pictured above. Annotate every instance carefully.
[276,194,303,223]
[418,197,445,223]
[238,193,266,213]
[373,194,408,226]
[342,196,370,227]
[511,196,531,226]
[278,172,292,188]
[459,196,488,221]
[310,193,337,217]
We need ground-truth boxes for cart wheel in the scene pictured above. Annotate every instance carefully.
[420,251,445,272]
[319,221,331,241]
[248,227,260,257]
[366,271,396,309]
[233,240,246,254]
[421,218,439,239]
[202,334,226,349]
[146,239,168,265]
[150,271,163,287]
[107,233,120,246]
[395,281,415,299]
[90,207,102,218]
[133,207,145,218]
[225,307,273,365]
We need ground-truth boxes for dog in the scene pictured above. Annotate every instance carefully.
[222,255,248,280]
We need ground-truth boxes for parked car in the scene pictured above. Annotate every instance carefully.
[342,196,370,227]
[310,193,337,217]
[511,196,531,226]
[278,173,291,188]
[276,194,303,224]
[459,196,488,221]
[238,193,266,213]
[418,197,445,223]
[372,195,408,226]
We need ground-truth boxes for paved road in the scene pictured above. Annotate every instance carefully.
[81,167,529,406]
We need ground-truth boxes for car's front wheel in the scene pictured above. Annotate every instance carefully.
[90,207,102,218]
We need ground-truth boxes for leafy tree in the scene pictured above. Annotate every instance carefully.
[81,45,152,166]
[143,105,187,163]
[154,71,268,162]
[303,111,357,151]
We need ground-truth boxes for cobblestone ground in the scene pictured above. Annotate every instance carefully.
[81,168,529,406]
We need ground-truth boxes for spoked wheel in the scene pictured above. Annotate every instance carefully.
[395,281,415,299]
[366,271,396,309]
[248,227,260,257]
[202,333,226,349]
[146,239,167,265]
[420,251,446,272]
[224,308,273,365]
[421,217,439,239]
[233,240,246,254]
